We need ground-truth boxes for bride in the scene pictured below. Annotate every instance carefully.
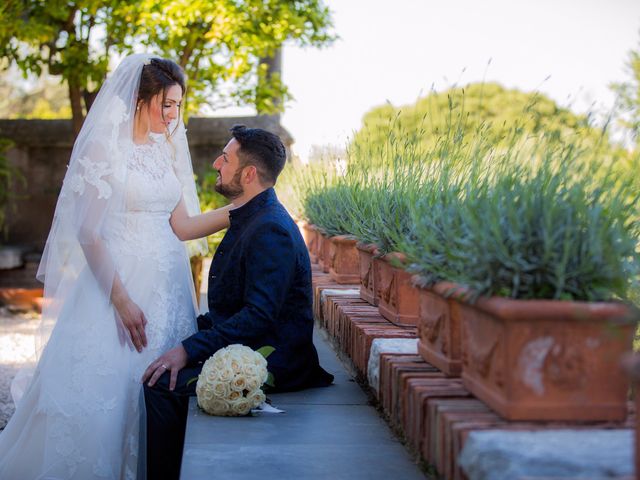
[0,54,230,479]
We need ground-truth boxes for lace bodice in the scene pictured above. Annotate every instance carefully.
[104,137,185,272]
[125,138,182,213]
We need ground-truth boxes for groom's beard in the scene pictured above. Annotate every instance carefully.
[214,168,244,200]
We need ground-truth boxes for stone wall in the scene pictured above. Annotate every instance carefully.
[0,116,292,250]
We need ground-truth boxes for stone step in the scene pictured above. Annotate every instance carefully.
[311,270,636,480]
[180,329,427,479]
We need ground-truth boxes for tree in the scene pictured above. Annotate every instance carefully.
[351,82,608,162]
[131,0,334,116]
[0,69,72,119]
[0,0,132,134]
[610,32,640,146]
[0,0,334,134]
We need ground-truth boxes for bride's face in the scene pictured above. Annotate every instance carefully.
[139,84,183,134]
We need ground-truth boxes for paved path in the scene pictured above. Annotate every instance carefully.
[0,308,38,431]
[181,327,427,479]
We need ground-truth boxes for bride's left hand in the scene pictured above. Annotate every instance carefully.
[143,345,188,391]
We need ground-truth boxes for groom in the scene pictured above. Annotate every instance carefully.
[142,125,334,479]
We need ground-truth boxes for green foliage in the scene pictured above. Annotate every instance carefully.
[287,85,640,302]
[404,135,640,302]
[0,0,129,131]
[274,157,308,220]
[351,83,605,167]
[264,372,275,388]
[0,71,71,119]
[256,345,275,359]
[283,157,338,230]
[0,0,335,126]
[131,0,335,117]
[610,31,640,146]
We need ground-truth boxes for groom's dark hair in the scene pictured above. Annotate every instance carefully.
[230,125,287,185]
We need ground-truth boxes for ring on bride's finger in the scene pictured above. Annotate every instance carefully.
[161,364,168,370]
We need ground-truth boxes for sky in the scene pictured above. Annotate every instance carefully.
[249,0,640,161]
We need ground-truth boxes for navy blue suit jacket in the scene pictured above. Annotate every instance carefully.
[181,188,333,392]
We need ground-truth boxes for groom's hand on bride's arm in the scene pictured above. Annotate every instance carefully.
[142,344,188,391]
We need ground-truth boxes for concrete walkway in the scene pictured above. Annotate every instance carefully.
[180,326,427,479]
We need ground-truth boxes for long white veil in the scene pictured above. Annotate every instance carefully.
[11,54,205,401]
[2,53,207,480]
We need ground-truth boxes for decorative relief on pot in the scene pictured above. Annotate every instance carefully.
[517,336,587,396]
[468,336,498,378]
[381,272,396,306]
[545,342,586,390]
[518,336,554,396]
[422,312,444,344]
[389,275,398,308]
[463,309,502,383]
[441,329,449,356]
[361,263,372,289]
[329,244,337,270]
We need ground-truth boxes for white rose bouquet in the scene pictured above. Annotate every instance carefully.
[195,344,274,416]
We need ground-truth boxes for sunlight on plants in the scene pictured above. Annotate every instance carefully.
[278,85,640,304]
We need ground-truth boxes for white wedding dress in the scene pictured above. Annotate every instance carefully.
[0,136,197,479]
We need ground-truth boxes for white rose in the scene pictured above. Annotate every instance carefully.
[230,375,247,392]
[217,368,234,382]
[230,398,252,416]
[246,389,266,407]
[201,388,214,401]
[243,364,258,377]
[245,377,260,392]
[230,359,242,374]
[211,380,230,399]
[209,399,231,416]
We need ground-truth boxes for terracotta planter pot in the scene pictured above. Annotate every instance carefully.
[459,295,636,421]
[376,253,420,327]
[299,221,318,263]
[416,282,463,376]
[328,235,360,284]
[356,242,379,306]
[623,354,640,478]
[321,233,332,273]
[310,225,321,264]
[316,231,326,271]
[0,287,44,312]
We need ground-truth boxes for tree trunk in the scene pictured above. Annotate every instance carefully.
[68,81,85,137]
[258,47,283,116]
[83,89,98,113]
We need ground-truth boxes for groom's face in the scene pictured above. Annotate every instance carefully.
[213,138,244,200]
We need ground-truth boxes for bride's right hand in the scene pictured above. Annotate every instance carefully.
[113,297,148,352]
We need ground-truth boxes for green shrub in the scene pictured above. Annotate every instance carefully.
[407,134,640,302]
[288,85,640,303]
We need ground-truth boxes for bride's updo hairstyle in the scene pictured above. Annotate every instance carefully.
[137,58,186,135]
